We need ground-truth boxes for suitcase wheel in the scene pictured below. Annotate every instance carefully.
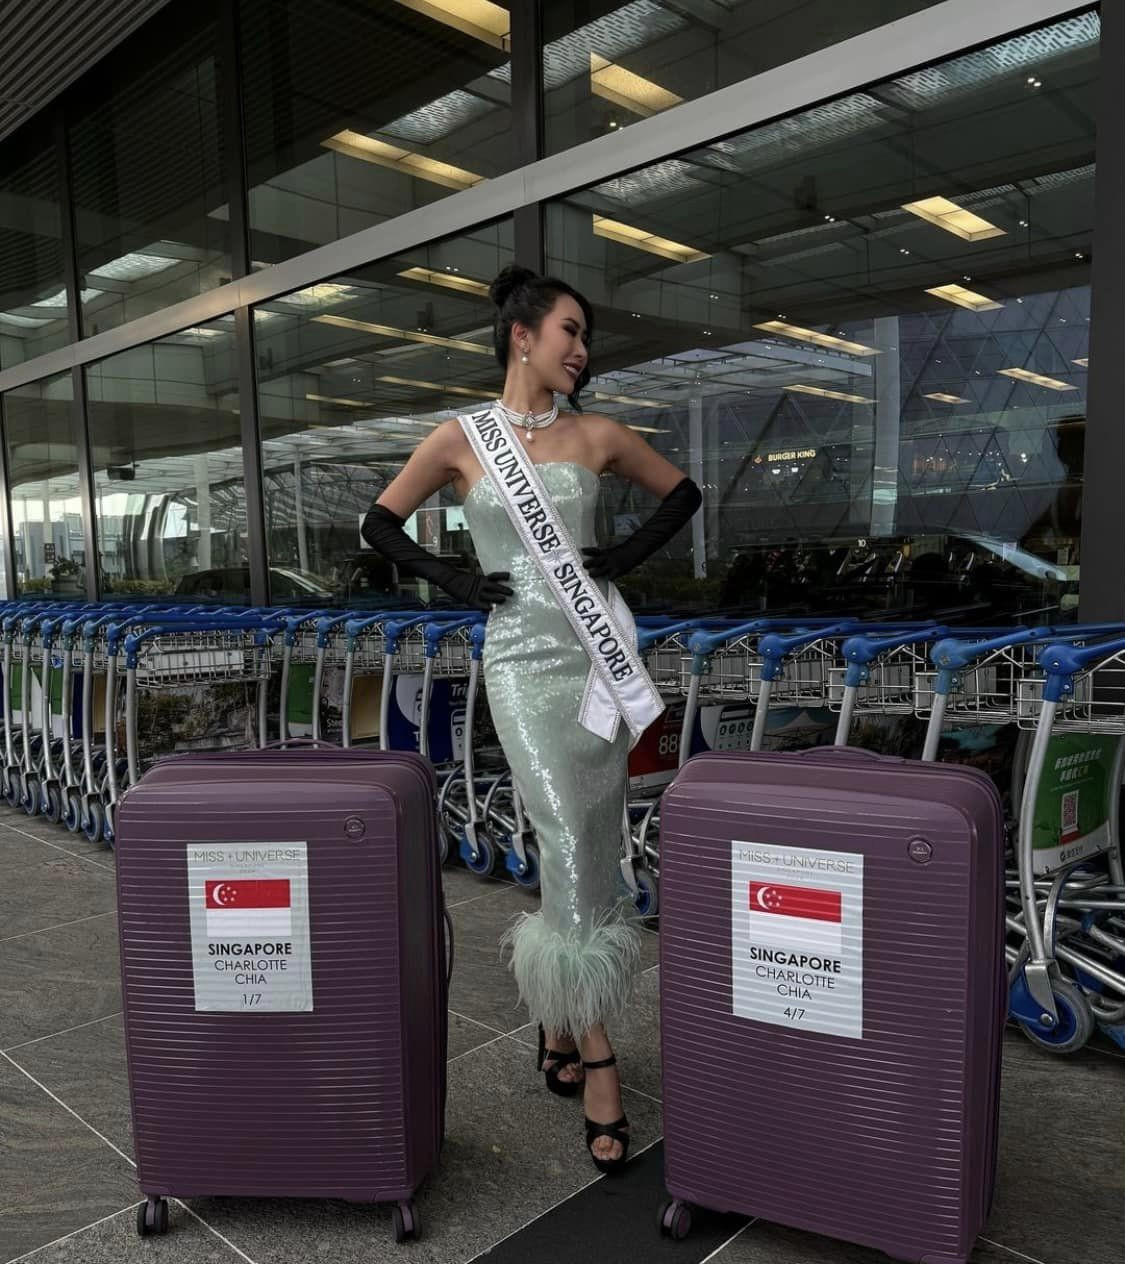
[392,1200,420,1243]
[137,1197,169,1237]
[658,1198,692,1240]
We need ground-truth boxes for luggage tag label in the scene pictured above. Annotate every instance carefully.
[186,841,313,1012]
[730,841,863,1039]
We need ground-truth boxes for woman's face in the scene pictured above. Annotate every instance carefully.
[516,294,589,398]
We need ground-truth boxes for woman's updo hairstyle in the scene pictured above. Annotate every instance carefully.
[489,263,594,411]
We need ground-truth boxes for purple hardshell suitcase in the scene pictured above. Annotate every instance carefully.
[659,747,1005,1264]
[114,745,447,1242]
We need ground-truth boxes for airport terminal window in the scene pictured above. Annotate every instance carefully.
[0,126,69,371]
[67,2,230,336]
[240,0,516,267]
[543,0,942,156]
[255,218,514,606]
[86,319,247,601]
[546,10,1097,622]
[2,373,85,599]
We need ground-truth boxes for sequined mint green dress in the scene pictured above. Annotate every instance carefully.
[462,460,642,1037]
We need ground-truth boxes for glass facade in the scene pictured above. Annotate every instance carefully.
[545,10,1098,619]
[86,319,246,600]
[256,220,513,605]
[240,0,516,266]
[0,125,68,370]
[2,373,84,598]
[0,2,1108,623]
[543,0,944,155]
[68,2,230,336]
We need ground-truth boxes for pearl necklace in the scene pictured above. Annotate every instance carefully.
[493,397,558,443]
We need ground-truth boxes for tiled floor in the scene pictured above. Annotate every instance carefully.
[2,804,1123,1264]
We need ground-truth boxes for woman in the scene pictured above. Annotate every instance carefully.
[362,265,701,1173]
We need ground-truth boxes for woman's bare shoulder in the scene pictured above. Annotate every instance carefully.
[571,412,628,464]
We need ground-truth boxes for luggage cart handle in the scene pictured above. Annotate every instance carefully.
[842,626,946,662]
[315,613,353,648]
[687,619,783,657]
[471,621,487,657]
[382,613,435,653]
[634,616,742,653]
[120,617,269,661]
[282,609,337,646]
[930,626,1057,670]
[757,622,858,682]
[1036,634,1125,701]
[423,615,481,655]
[930,622,1125,671]
[342,607,422,638]
[343,608,435,650]
[839,626,947,688]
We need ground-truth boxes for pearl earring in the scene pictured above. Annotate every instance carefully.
[520,350,529,364]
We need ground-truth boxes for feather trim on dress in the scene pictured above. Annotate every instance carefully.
[499,898,642,1036]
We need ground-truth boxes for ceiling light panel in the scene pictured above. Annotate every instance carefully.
[902,196,1005,241]
[376,375,496,398]
[924,392,971,404]
[589,52,682,117]
[391,0,509,49]
[592,214,709,263]
[312,314,491,355]
[998,367,1076,391]
[593,390,666,408]
[925,283,1004,312]
[323,130,483,190]
[785,384,872,404]
[1073,357,1089,367]
[396,267,490,297]
[755,320,879,357]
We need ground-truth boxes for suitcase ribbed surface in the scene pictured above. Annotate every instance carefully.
[116,758,440,1202]
[660,752,1003,1264]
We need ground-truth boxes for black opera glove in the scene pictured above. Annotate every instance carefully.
[581,476,703,581]
[361,503,514,611]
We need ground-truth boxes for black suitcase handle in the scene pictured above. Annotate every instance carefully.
[443,906,455,986]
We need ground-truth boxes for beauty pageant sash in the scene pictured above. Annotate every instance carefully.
[459,405,665,749]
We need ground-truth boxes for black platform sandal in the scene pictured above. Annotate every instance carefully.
[582,1054,630,1175]
[537,1024,583,1098]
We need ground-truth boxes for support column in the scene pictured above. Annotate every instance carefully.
[293,454,309,572]
[194,455,212,571]
[688,396,706,578]
[1079,0,1125,619]
[870,315,901,539]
